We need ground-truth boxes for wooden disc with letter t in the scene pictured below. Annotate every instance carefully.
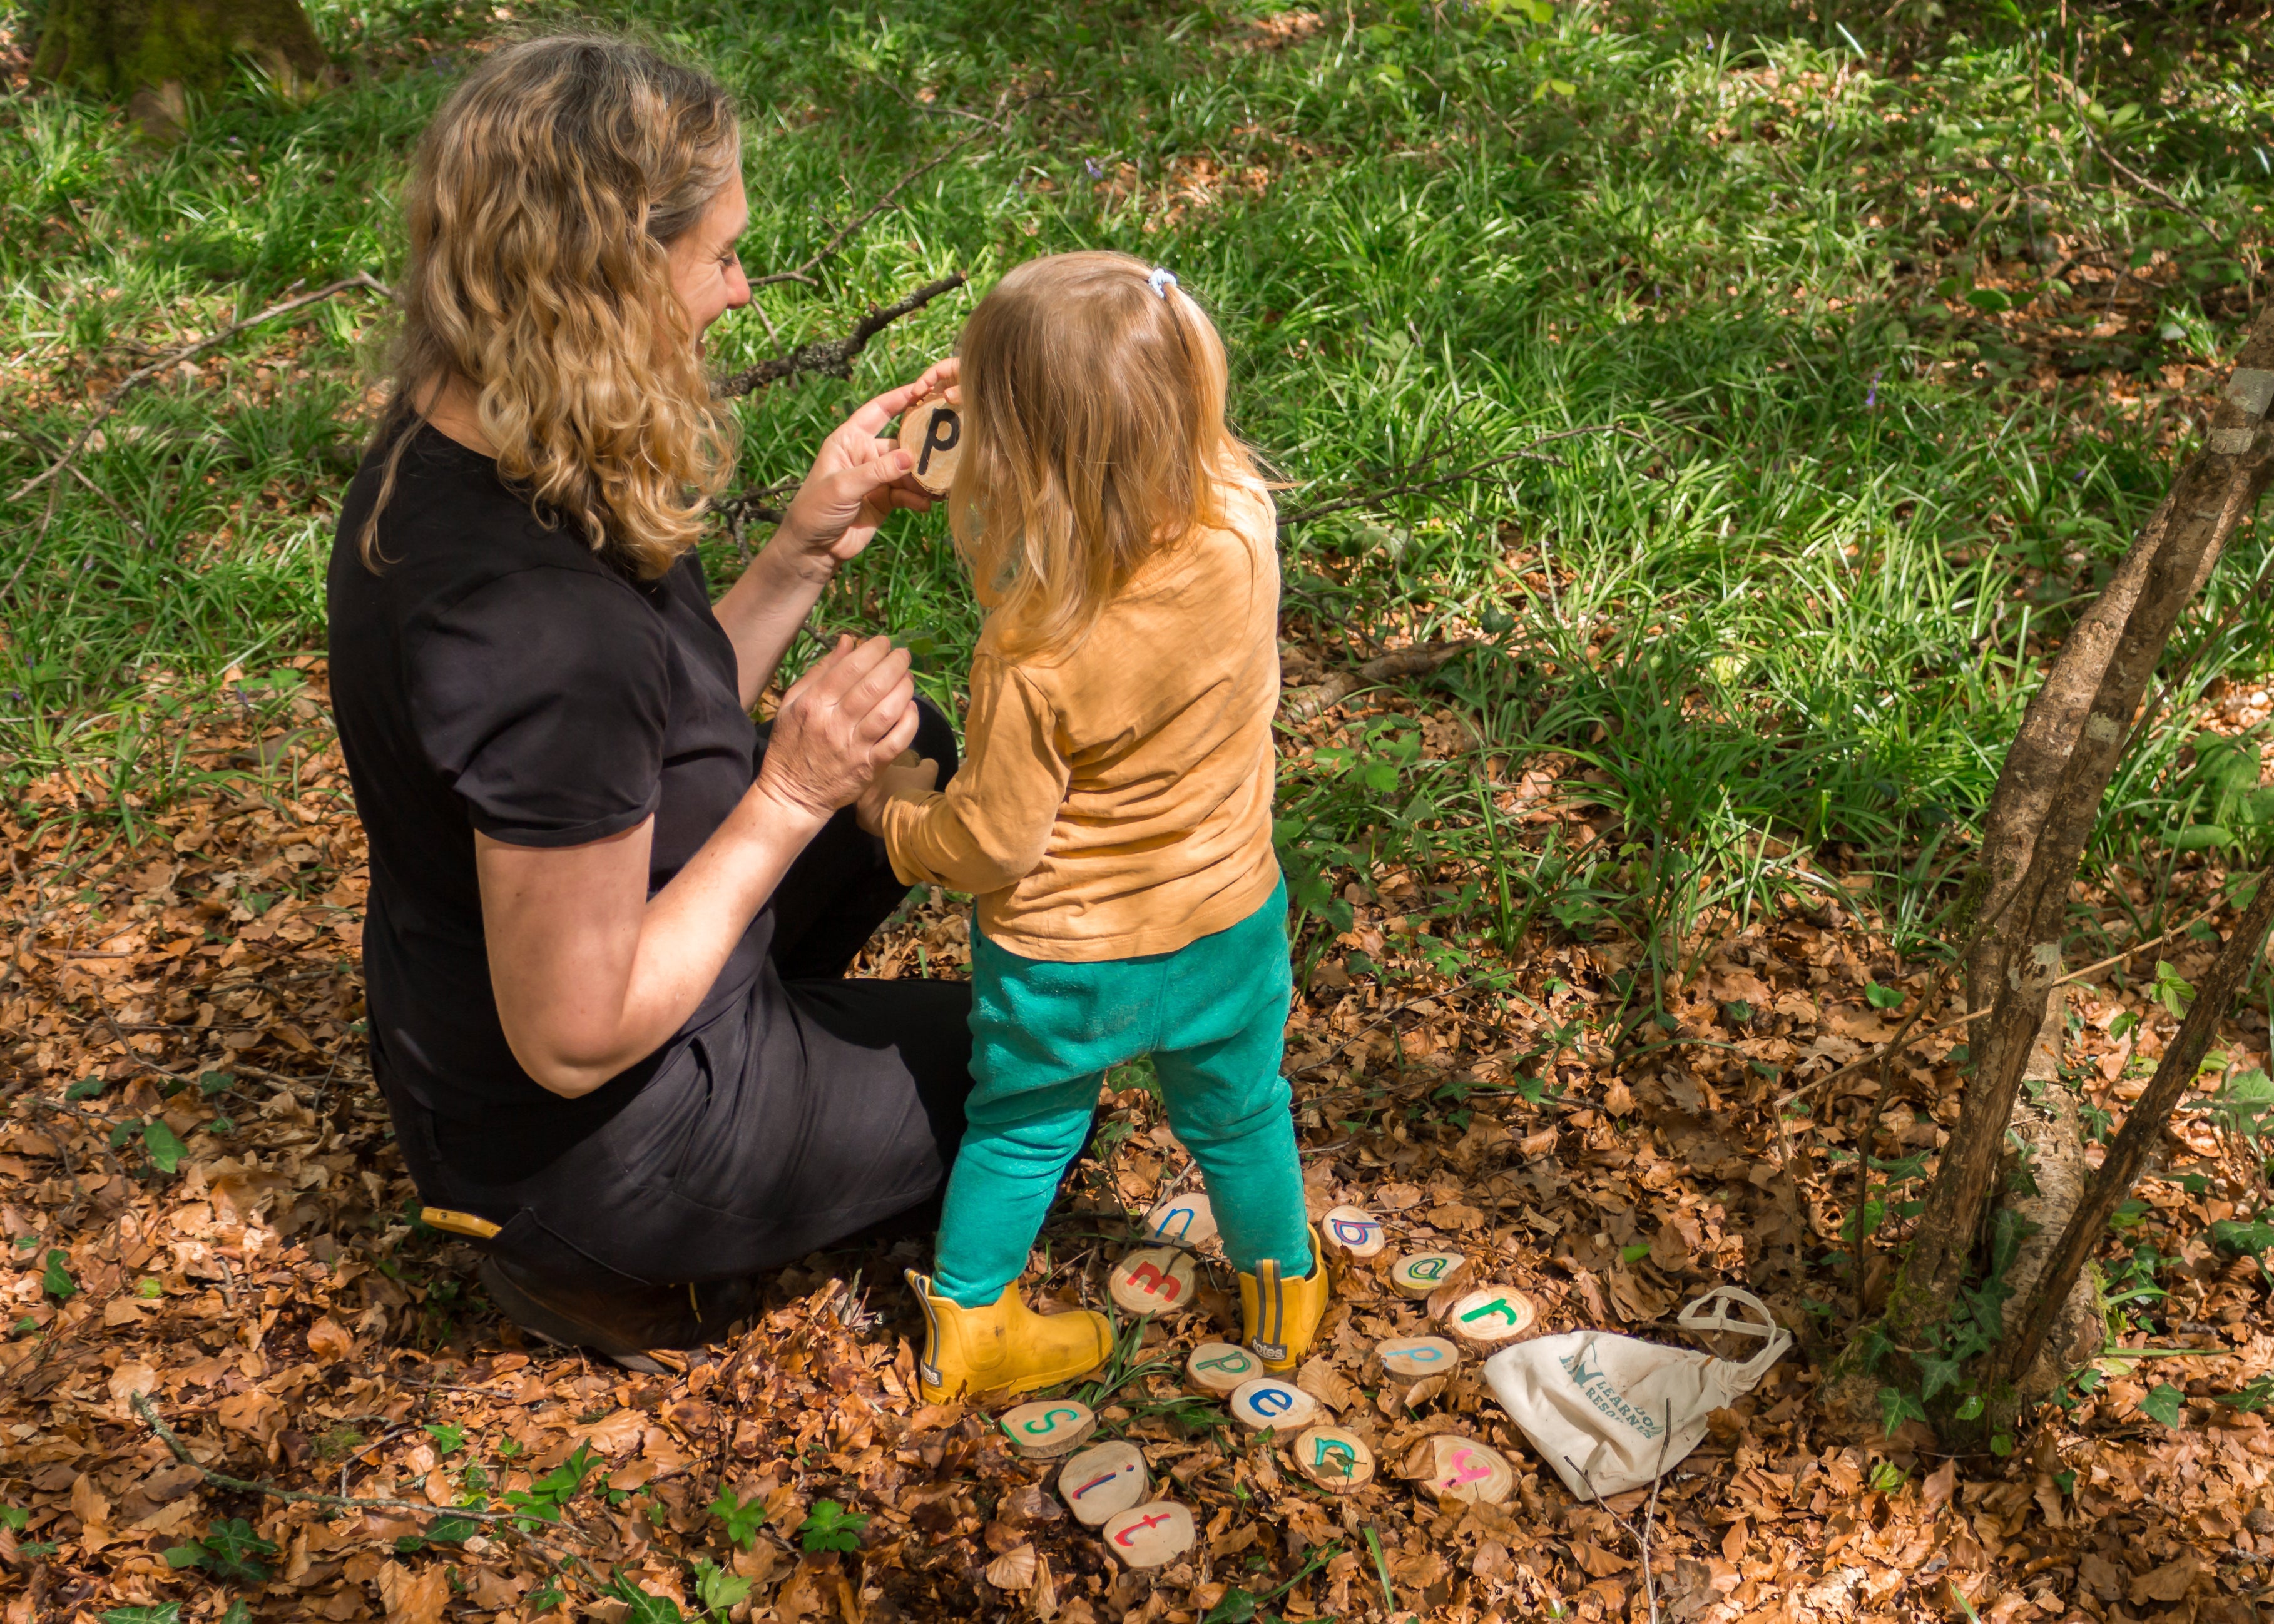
[1101,1501,1196,1569]
[1290,1426,1375,1493]
[997,1399,1097,1461]
[1185,1341,1261,1398]
[1058,1440,1148,1527]
[1109,1246,1197,1317]
[897,395,962,495]
[1444,1286,1537,1349]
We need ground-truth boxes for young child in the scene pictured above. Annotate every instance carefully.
[862,251,1324,1403]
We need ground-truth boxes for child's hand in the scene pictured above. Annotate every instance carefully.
[855,750,942,835]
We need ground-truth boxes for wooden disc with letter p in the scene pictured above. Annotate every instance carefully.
[897,395,962,495]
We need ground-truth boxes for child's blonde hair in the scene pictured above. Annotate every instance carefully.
[949,251,1267,658]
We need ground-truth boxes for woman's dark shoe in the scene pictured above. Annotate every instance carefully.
[479,1256,756,1373]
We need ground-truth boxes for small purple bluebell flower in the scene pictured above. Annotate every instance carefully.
[1865,367,1882,409]
[1084,157,1103,180]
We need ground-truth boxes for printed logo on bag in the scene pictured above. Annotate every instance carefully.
[1558,1344,1666,1439]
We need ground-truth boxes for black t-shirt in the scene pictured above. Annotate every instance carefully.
[327,425,767,1139]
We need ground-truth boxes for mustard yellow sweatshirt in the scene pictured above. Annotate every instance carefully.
[879,491,1282,962]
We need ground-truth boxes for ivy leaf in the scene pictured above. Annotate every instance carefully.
[424,1422,466,1457]
[1875,1385,1927,1437]
[2140,1384,2186,1428]
[141,1120,186,1174]
[41,1249,76,1301]
[602,1572,686,1622]
[99,1608,184,1624]
[1915,1354,1967,1402]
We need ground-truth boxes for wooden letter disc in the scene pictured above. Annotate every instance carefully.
[1320,1205,1387,1260]
[1228,1376,1319,1433]
[1291,1426,1375,1493]
[1058,1440,1148,1527]
[1101,1500,1196,1569]
[1444,1286,1537,1349]
[896,396,962,495]
[1389,1251,1469,1299]
[997,1399,1097,1461]
[1109,1247,1198,1317]
[1419,1434,1515,1505]
[1185,1341,1261,1397]
[1143,1189,1218,1247]
[1376,1335,1459,1381]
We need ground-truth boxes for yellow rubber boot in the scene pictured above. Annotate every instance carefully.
[1239,1226,1329,1373]
[906,1271,1113,1403]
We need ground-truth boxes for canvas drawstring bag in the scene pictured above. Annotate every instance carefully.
[1482,1285,1792,1498]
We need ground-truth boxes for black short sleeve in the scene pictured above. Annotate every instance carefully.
[409,566,671,848]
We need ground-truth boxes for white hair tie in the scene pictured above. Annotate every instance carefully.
[1148,266,1179,299]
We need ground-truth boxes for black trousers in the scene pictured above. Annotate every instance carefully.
[384,702,974,1287]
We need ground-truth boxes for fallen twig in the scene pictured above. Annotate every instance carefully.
[713,273,967,400]
[1280,639,1482,724]
[8,273,395,509]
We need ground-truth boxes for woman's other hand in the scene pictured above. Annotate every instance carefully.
[854,751,941,835]
[772,357,961,580]
[753,634,920,821]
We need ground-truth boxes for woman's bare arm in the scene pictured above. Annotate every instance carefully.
[479,634,917,1097]
[712,358,959,709]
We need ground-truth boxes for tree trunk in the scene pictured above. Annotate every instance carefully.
[1995,987,2106,1398]
[33,0,327,135]
[1881,303,2274,1356]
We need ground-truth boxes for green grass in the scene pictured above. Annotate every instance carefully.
[3,0,2270,1005]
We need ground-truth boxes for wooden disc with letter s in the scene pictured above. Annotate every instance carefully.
[897,395,962,495]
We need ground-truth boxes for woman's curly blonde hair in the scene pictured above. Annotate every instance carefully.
[360,33,740,577]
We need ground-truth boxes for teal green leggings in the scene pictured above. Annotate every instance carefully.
[932,876,1313,1309]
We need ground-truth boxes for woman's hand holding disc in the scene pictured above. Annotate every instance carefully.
[753,634,920,821]
[776,357,961,579]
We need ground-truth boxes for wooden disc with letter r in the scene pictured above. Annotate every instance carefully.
[897,395,962,495]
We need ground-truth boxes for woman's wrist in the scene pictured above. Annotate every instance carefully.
[742,763,839,837]
[753,521,838,588]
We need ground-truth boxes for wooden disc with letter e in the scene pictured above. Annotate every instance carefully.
[1109,1246,1197,1317]
[1185,1341,1260,1397]
[1410,1434,1515,1505]
[1228,1376,1319,1433]
[997,1399,1097,1461]
[1101,1500,1195,1569]
[897,395,962,495]
[1290,1426,1375,1493]
[1320,1205,1387,1260]
[1143,1189,1218,1247]
[1389,1251,1469,1299]
[1375,1334,1459,1381]
[1058,1440,1148,1527]
[1444,1286,1537,1349]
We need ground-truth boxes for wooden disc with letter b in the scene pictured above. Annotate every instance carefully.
[1444,1286,1537,1349]
[1109,1247,1197,1317]
[997,1399,1096,1461]
[1290,1426,1375,1493]
[897,395,962,495]
[1320,1205,1387,1260]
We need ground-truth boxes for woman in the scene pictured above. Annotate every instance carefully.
[327,33,968,1363]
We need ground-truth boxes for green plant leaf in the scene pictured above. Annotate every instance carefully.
[141,1119,186,1174]
[603,1571,686,1623]
[1864,981,1905,1010]
[100,1608,183,1624]
[708,1488,769,1550]
[694,1557,755,1616]
[798,1498,869,1555]
[2140,1384,2186,1428]
[41,1250,75,1301]
[424,1421,466,1457]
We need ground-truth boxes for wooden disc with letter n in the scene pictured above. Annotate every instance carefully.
[1109,1247,1196,1317]
[997,1399,1096,1461]
[1290,1426,1375,1493]
[897,395,962,495]
[1144,1189,1218,1247]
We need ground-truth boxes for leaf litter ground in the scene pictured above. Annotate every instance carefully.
[5,667,2274,1624]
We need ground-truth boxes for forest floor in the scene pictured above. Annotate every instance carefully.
[5,0,2274,1620]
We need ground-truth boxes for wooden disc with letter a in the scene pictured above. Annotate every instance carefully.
[1414,1434,1515,1505]
[897,395,963,495]
[1320,1205,1387,1260]
[1058,1440,1148,1527]
[997,1399,1096,1461]
[1290,1426,1375,1493]
[1185,1341,1260,1397]
[1109,1247,1196,1317]
[1444,1285,1537,1349]
[1144,1189,1218,1247]
[1375,1334,1459,1381]
[1101,1500,1195,1569]
[1228,1376,1318,1433]
[1389,1251,1469,1299]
